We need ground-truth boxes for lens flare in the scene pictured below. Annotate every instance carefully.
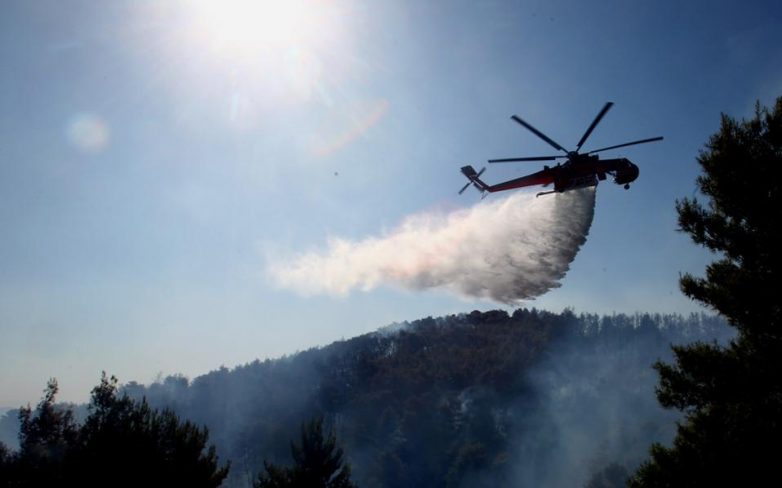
[66,113,110,153]
[313,99,389,156]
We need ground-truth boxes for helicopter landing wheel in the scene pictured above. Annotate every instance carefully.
[624,184,630,190]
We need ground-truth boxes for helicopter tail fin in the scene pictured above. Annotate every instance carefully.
[458,165,489,196]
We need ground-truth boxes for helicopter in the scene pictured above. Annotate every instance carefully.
[459,102,663,197]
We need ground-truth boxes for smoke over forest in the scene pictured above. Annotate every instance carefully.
[1,309,732,487]
[270,188,596,303]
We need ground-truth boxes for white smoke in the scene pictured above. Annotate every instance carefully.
[269,188,596,304]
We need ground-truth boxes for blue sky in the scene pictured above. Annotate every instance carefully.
[1,0,780,406]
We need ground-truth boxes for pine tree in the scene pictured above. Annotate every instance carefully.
[0,374,229,487]
[74,373,230,487]
[11,379,78,485]
[256,416,356,488]
[631,97,782,486]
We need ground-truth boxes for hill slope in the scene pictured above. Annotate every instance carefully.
[123,309,729,487]
[0,309,731,487]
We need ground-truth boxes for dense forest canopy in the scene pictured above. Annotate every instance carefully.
[1,309,731,487]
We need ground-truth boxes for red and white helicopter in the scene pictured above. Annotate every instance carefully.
[459,102,663,197]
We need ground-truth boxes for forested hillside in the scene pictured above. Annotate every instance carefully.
[1,309,730,487]
[38,309,724,488]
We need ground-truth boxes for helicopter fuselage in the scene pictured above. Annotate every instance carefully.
[551,156,639,192]
[477,155,640,195]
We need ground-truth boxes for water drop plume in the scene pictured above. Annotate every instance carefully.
[269,188,596,304]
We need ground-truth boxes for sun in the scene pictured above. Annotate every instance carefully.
[191,0,327,52]
[160,0,355,118]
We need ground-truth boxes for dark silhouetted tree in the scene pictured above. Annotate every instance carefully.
[255,416,356,488]
[5,379,79,485]
[73,373,229,487]
[0,441,14,488]
[0,374,229,487]
[631,97,782,486]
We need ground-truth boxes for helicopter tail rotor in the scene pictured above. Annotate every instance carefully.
[458,165,488,195]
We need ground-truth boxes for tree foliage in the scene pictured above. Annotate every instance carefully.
[74,373,230,487]
[255,416,356,488]
[0,379,78,486]
[0,374,229,487]
[631,97,782,486]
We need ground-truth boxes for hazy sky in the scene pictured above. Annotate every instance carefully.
[1,0,780,406]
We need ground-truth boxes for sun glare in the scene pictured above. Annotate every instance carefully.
[192,0,325,51]
[155,0,362,134]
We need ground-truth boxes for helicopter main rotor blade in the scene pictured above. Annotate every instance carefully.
[576,102,613,151]
[510,115,568,153]
[488,156,559,163]
[587,136,664,154]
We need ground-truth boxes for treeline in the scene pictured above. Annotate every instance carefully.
[0,374,228,487]
[2,310,726,487]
